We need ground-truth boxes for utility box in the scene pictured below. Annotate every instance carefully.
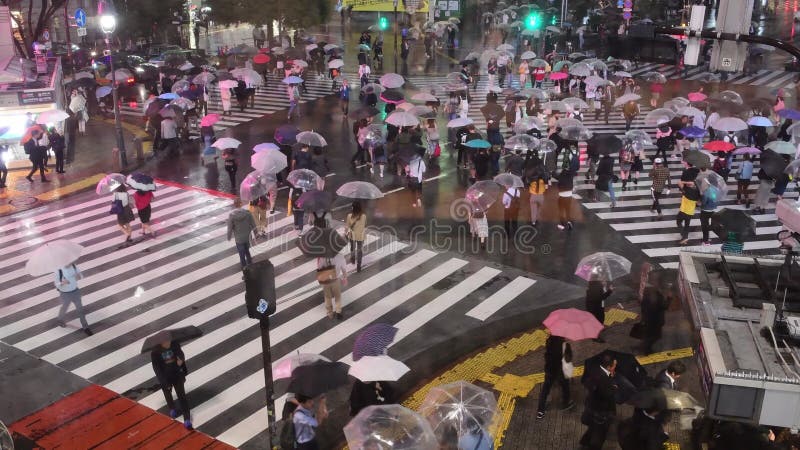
[709,0,754,72]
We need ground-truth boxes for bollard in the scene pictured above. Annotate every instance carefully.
[112,147,120,171]
[133,137,144,162]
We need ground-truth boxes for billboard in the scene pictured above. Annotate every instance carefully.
[343,0,430,13]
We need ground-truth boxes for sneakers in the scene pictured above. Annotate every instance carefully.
[536,411,545,419]
[335,312,343,320]
[557,224,565,230]
[56,320,66,328]
[83,328,93,336]
[183,420,193,430]
[170,409,179,419]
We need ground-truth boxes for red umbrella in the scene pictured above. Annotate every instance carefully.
[253,53,270,64]
[200,113,220,127]
[543,308,604,341]
[21,125,44,144]
[702,140,735,152]
[688,91,707,102]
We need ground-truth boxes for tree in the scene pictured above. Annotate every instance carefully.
[1,0,68,58]
[116,0,184,42]
[207,0,330,35]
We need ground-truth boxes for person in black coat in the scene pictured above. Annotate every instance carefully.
[585,280,612,342]
[655,361,686,390]
[536,335,575,418]
[580,354,618,450]
[349,380,395,416]
[151,340,192,429]
[641,286,669,354]
[24,130,48,182]
[593,154,615,204]
[618,408,668,450]
[49,128,66,174]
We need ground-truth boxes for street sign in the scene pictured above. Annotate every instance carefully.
[74,8,86,28]
[42,30,50,42]
[721,57,732,67]
[77,27,87,37]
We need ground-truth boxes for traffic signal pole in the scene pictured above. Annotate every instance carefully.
[259,317,276,449]
[653,26,800,60]
[394,0,398,72]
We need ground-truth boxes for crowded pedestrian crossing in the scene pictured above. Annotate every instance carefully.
[627,61,799,89]
[118,74,352,139]
[0,184,566,447]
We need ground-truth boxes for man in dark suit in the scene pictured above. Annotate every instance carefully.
[641,286,669,354]
[580,354,617,450]
[618,407,669,450]
[655,361,686,390]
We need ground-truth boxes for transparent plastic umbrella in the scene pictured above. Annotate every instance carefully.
[542,100,570,112]
[253,142,280,153]
[520,50,537,60]
[465,181,503,211]
[36,109,70,124]
[493,173,524,188]
[716,90,744,105]
[696,171,729,198]
[25,239,84,276]
[358,124,388,148]
[287,168,321,190]
[513,116,545,134]
[765,140,796,155]
[504,134,539,152]
[575,251,632,281]
[624,130,653,145]
[613,93,641,107]
[447,117,473,128]
[712,117,748,132]
[521,88,549,101]
[379,72,405,89]
[337,181,384,199]
[556,117,583,129]
[644,108,676,126]
[273,353,330,380]
[569,62,592,77]
[411,92,438,102]
[296,131,327,147]
[250,150,288,173]
[641,72,667,83]
[344,405,438,450]
[240,170,277,202]
[386,111,420,127]
[563,97,589,110]
[559,125,592,141]
[96,173,127,195]
[419,381,497,447]
[538,139,557,154]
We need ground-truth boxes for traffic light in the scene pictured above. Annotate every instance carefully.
[524,13,539,30]
[244,258,276,320]
[379,16,388,31]
[551,15,558,26]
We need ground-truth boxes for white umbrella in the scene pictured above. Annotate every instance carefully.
[496,43,514,51]
[292,59,309,68]
[26,240,84,277]
[713,117,748,132]
[520,50,537,60]
[328,59,344,69]
[251,150,288,173]
[379,72,405,89]
[348,355,410,382]
[678,106,704,118]
[105,68,133,81]
[386,111,420,127]
[36,109,70,124]
[212,137,242,149]
[447,117,473,128]
[336,181,384,199]
[613,93,641,107]
[296,131,328,147]
[253,142,280,153]
[411,92,438,103]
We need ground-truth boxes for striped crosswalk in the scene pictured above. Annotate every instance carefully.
[625,61,798,89]
[119,74,352,139]
[0,184,565,447]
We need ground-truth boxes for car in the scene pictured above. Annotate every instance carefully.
[142,44,182,60]
[148,49,208,68]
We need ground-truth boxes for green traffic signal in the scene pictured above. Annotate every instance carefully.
[525,14,538,30]
[379,16,388,30]
[551,15,557,25]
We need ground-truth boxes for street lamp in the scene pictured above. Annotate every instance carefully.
[98,2,127,168]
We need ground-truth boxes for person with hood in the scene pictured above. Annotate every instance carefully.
[536,334,575,419]
[227,198,257,268]
[151,339,192,429]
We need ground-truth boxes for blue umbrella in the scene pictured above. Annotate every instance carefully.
[464,139,492,149]
[282,75,304,84]
[180,89,201,101]
[274,124,299,145]
[95,86,112,98]
[158,92,178,100]
[680,126,707,138]
[352,323,399,361]
[778,108,800,120]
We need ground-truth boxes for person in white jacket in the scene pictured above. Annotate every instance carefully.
[406,152,426,207]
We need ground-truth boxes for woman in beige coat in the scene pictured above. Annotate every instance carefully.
[345,201,367,272]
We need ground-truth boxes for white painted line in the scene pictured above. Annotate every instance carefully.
[465,276,536,321]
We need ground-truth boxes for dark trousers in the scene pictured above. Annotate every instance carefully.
[350,239,363,270]
[28,160,46,180]
[537,371,570,412]
[676,212,691,240]
[581,418,612,450]
[504,209,518,236]
[55,149,65,172]
[625,116,633,131]
[294,210,305,230]
[351,146,367,165]
[737,179,750,201]
[225,167,237,192]
[651,189,663,214]
[653,147,667,161]
[295,440,319,450]
[558,196,571,226]
[235,242,252,268]
[0,162,7,187]
[457,145,465,166]
[161,380,191,421]
[700,210,713,243]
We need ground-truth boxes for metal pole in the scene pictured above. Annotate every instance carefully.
[394,5,398,72]
[106,36,127,168]
[259,317,276,449]
[64,0,72,59]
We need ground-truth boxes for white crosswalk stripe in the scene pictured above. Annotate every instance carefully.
[119,75,353,138]
[0,184,556,447]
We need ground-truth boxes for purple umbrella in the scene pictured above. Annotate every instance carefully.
[180,89,201,101]
[732,146,761,155]
[274,124,299,145]
[778,108,800,120]
[353,323,399,361]
[680,126,706,139]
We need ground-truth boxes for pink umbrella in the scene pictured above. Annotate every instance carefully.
[732,146,762,155]
[687,91,707,102]
[549,72,568,81]
[543,308,604,341]
[200,114,220,127]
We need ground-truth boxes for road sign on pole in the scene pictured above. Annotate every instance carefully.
[74,8,86,27]
[684,4,706,66]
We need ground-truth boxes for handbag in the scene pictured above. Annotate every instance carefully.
[561,342,574,378]
[110,199,124,215]
[432,143,441,158]
[316,260,337,285]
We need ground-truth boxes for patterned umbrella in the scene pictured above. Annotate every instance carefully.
[96,173,127,195]
[126,173,156,192]
[353,323,399,361]
[543,308,603,341]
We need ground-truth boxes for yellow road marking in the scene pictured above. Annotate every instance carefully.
[604,307,639,326]
[35,174,105,202]
[0,204,14,215]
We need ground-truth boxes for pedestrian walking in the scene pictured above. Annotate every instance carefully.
[160,116,179,155]
[469,209,489,245]
[649,158,670,217]
[54,263,92,336]
[287,82,301,120]
[655,361,686,390]
[317,251,348,320]
[293,395,326,450]
[528,166,547,226]
[594,154,616,208]
[617,408,667,450]
[622,100,639,131]
[699,184,720,245]
[536,334,575,419]
[49,128,66,173]
[112,184,134,243]
[640,286,669,354]
[24,129,48,182]
[345,201,367,272]
[223,149,238,191]
[618,142,634,191]
[339,78,350,115]
[220,83,233,116]
[556,169,575,230]
[68,89,88,135]
[502,185,520,236]
[580,354,618,450]
[677,182,699,246]
[0,144,7,188]
[350,380,395,417]
[310,147,329,189]
[249,195,269,236]
[151,339,192,429]
[406,151,426,207]
[585,280,612,342]
[735,154,754,206]
[133,189,156,238]
[227,198,256,268]
[753,168,776,214]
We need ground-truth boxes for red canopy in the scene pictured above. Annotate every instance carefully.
[703,140,735,152]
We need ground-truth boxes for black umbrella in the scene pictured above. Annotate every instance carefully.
[140,326,203,354]
[588,134,623,154]
[683,150,710,169]
[711,208,757,240]
[351,105,381,120]
[144,99,169,117]
[583,349,648,389]
[381,89,404,103]
[274,124,300,145]
[286,360,350,398]
[760,149,789,179]
[65,77,96,90]
[459,58,478,66]
[297,190,334,212]
[297,227,348,258]
[137,63,160,81]
[396,144,424,164]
